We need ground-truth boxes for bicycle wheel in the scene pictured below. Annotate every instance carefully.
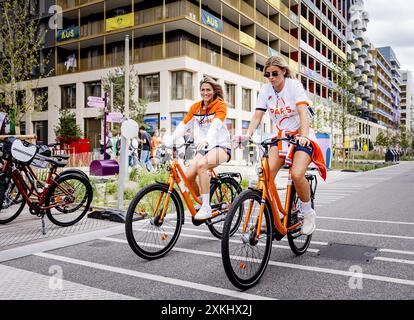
[287,185,313,256]
[45,173,93,227]
[208,177,242,239]
[125,183,184,260]
[221,189,272,290]
[0,177,27,224]
[54,172,92,214]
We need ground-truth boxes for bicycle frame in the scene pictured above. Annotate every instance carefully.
[155,151,230,223]
[242,151,302,241]
[1,159,74,213]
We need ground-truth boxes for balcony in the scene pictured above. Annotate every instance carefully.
[223,0,239,10]
[57,0,77,10]
[356,58,364,69]
[222,55,239,74]
[80,54,103,71]
[80,20,104,38]
[240,1,255,21]
[360,48,368,58]
[362,63,370,74]
[222,22,239,42]
[201,47,221,68]
[135,44,163,63]
[240,63,256,79]
[166,40,199,60]
[360,74,368,84]
[346,33,355,45]
[256,10,268,28]
[255,40,268,56]
[352,40,362,52]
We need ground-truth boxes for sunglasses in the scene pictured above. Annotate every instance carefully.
[264,71,279,78]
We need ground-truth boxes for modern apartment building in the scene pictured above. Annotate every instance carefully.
[377,46,402,128]
[16,0,307,163]
[400,70,414,132]
[299,0,348,107]
[8,0,404,160]
[346,0,376,121]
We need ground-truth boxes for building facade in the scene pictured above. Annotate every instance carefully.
[401,70,414,132]
[8,0,404,161]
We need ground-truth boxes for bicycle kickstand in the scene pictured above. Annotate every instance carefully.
[41,215,46,236]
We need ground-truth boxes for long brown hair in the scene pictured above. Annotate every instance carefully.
[200,76,224,101]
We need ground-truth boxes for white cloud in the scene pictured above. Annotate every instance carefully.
[364,0,414,71]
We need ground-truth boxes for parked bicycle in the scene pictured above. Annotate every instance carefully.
[125,143,243,260]
[221,135,317,290]
[0,137,93,233]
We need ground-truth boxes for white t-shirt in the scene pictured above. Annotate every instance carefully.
[256,78,313,135]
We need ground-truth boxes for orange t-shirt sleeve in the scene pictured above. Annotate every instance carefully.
[213,101,227,122]
[183,103,199,125]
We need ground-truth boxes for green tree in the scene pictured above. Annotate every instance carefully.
[54,106,83,144]
[0,0,52,133]
[375,131,389,149]
[331,60,359,161]
[101,66,147,127]
[399,125,410,150]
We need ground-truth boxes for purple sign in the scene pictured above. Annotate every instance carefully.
[107,112,123,123]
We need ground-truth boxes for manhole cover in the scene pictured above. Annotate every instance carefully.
[318,243,378,263]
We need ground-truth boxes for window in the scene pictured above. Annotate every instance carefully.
[33,87,48,111]
[143,113,160,136]
[33,120,48,145]
[242,88,252,112]
[225,83,235,108]
[84,81,101,107]
[139,73,160,102]
[171,112,185,132]
[61,84,76,109]
[171,71,193,100]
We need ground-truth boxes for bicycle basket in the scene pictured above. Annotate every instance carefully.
[11,139,37,164]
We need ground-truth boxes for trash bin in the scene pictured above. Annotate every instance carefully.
[385,149,394,162]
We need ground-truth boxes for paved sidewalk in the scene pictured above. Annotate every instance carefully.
[0,264,136,300]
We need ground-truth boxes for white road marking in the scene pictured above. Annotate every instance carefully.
[100,237,414,287]
[316,216,414,226]
[34,252,274,300]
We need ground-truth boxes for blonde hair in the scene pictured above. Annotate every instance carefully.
[264,55,296,79]
[199,76,224,101]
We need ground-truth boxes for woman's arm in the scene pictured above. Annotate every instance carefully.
[297,103,311,146]
[246,110,265,138]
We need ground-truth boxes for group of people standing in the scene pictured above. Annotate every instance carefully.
[102,126,167,172]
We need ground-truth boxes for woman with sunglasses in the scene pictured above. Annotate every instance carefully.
[235,55,327,235]
[165,76,232,220]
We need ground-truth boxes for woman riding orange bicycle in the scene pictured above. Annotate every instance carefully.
[165,76,232,221]
[235,55,327,235]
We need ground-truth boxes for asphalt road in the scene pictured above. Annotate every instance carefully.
[1,161,413,301]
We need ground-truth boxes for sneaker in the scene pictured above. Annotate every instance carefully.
[194,205,213,220]
[195,202,202,211]
[301,209,316,235]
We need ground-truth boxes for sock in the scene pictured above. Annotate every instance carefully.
[201,193,210,207]
[301,200,312,213]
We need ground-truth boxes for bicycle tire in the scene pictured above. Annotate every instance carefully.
[287,185,313,256]
[54,171,92,213]
[45,173,93,227]
[0,176,27,224]
[208,177,242,239]
[221,189,273,290]
[125,183,184,260]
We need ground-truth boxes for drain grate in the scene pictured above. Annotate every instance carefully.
[317,243,378,263]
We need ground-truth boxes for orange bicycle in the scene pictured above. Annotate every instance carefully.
[221,135,317,289]
[125,144,242,260]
